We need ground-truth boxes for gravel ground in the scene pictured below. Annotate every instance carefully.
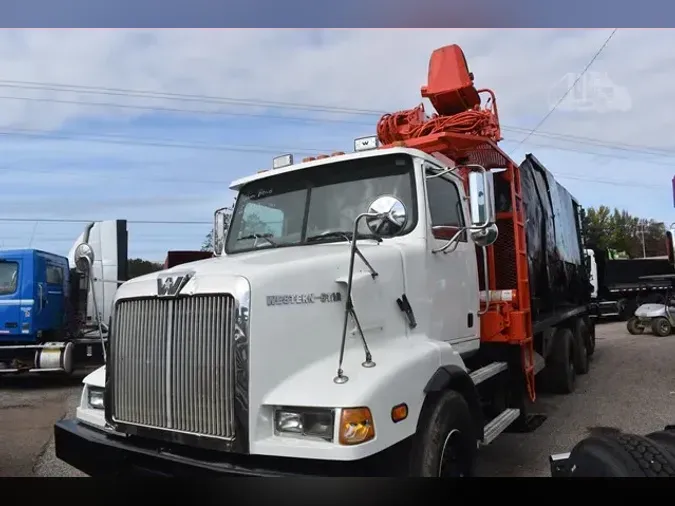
[1,320,674,477]
[476,320,675,476]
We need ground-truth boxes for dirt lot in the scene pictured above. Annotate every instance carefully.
[1,320,674,477]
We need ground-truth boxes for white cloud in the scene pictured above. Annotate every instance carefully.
[1,29,675,257]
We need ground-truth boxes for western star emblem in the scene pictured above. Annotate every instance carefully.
[157,272,192,297]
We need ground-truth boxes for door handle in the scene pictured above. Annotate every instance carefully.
[37,284,44,312]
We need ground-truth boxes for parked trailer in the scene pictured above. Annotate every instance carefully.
[54,44,594,477]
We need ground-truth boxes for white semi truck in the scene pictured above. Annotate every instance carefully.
[53,44,595,477]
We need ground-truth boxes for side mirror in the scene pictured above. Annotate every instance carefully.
[73,242,95,274]
[365,195,408,238]
[468,170,498,247]
[213,207,231,256]
[468,170,496,227]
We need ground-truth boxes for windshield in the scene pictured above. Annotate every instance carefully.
[226,153,417,253]
[0,261,18,295]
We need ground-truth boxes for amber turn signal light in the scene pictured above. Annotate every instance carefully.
[391,403,408,423]
[339,407,375,445]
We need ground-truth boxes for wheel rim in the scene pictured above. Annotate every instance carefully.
[660,321,670,334]
[438,429,466,477]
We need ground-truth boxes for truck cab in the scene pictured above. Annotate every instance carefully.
[0,249,69,345]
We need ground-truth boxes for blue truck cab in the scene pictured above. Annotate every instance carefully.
[0,220,127,374]
[0,249,70,344]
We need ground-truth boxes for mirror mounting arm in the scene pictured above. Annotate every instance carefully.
[334,210,383,385]
[432,227,466,254]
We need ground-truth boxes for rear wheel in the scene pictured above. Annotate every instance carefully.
[626,317,645,335]
[546,328,576,395]
[409,390,477,477]
[651,317,672,337]
[572,318,590,375]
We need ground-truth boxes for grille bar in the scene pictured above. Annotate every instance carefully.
[111,295,235,440]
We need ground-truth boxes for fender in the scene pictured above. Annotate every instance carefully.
[423,365,485,440]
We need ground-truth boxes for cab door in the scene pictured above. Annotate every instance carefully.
[34,255,66,336]
[0,255,22,340]
[424,163,479,351]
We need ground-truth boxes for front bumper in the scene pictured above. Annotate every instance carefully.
[54,419,397,477]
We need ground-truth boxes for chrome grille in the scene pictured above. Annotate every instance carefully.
[111,295,236,439]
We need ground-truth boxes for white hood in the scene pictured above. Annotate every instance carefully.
[114,241,410,408]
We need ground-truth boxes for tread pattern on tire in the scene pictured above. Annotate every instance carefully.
[570,432,675,477]
[615,433,675,477]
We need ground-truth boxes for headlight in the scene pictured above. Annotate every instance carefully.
[88,387,104,410]
[274,407,334,442]
[339,407,375,445]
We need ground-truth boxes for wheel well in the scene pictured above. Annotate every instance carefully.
[423,366,485,440]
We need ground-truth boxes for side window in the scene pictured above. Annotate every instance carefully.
[0,261,18,295]
[426,175,466,241]
[46,265,64,285]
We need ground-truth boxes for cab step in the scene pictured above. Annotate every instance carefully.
[469,362,507,385]
[481,408,521,445]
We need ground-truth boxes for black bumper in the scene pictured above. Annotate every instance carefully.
[55,419,304,477]
[55,419,397,477]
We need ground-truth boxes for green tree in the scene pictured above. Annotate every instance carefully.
[127,258,163,279]
[582,206,667,258]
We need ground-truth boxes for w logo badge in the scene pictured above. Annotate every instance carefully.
[157,272,192,297]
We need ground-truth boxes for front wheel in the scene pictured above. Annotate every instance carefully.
[651,317,672,337]
[409,390,477,477]
[626,317,644,335]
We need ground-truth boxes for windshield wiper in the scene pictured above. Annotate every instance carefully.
[237,233,278,247]
[306,230,382,244]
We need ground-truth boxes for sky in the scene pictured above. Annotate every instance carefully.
[0,28,674,261]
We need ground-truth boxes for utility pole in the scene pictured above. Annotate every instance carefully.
[638,220,647,258]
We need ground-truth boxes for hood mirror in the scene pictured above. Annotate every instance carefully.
[365,195,408,238]
[73,242,95,274]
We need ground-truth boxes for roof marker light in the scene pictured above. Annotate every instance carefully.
[354,136,379,152]
[273,154,294,169]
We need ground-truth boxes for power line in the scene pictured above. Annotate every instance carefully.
[0,93,372,127]
[0,218,212,225]
[0,79,382,116]
[509,28,618,155]
[0,130,670,190]
[3,82,673,158]
[0,126,336,155]
[3,71,675,160]
[6,92,675,159]
[3,121,675,175]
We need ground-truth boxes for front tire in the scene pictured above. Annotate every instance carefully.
[626,317,644,335]
[651,317,672,337]
[409,390,477,477]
